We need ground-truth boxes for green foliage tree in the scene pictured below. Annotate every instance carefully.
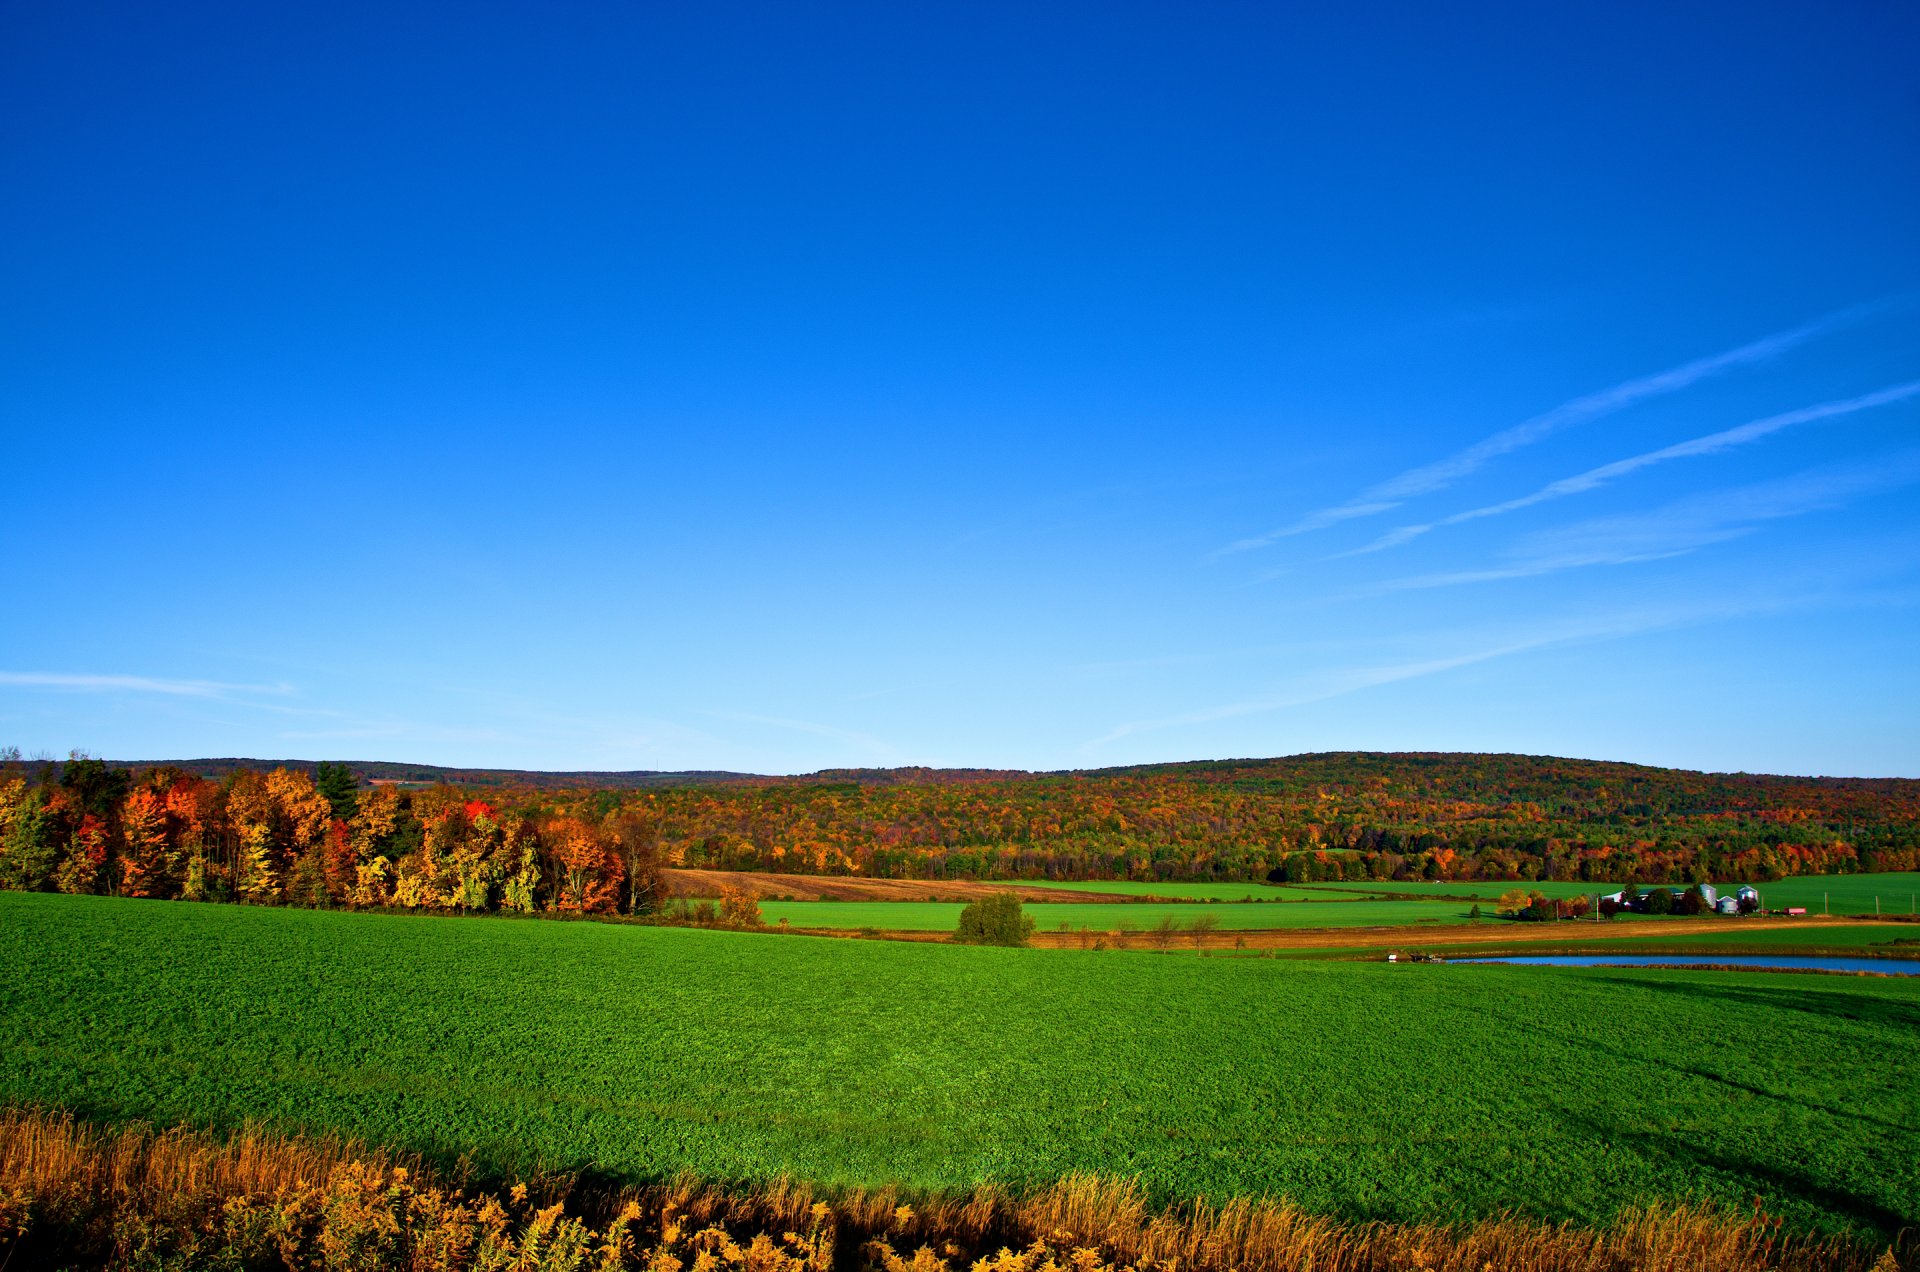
[0,788,56,890]
[1642,886,1675,915]
[59,752,128,819]
[285,843,333,908]
[314,762,360,823]
[953,891,1034,947]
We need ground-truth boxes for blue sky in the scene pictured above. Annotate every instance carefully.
[3,1,1918,777]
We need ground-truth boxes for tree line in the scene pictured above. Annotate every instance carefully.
[0,750,1915,914]
[0,755,667,915]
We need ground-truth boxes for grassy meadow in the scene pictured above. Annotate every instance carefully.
[1299,871,1920,914]
[2,892,1917,1243]
[1017,880,1330,901]
[1377,921,1918,954]
[759,897,1473,931]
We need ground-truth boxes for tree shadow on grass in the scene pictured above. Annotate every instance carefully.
[1591,1116,1917,1240]
[1586,972,1920,1035]
[1480,998,1918,1139]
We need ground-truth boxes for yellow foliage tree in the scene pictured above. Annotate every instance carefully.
[226,772,281,903]
[119,788,171,898]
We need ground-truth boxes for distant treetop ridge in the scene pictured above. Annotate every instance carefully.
[0,752,1913,916]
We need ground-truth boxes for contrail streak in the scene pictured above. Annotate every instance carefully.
[1340,379,1920,556]
[1221,298,1901,554]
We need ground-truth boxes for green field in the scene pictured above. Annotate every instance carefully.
[1300,872,1920,915]
[1294,922,1918,959]
[2,892,1917,1240]
[1236,922,1912,960]
[1521,922,1917,951]
[761,897,1470,931]
[1020,880,1332,901]
[1300,880,1631,900]
[1756,873,1920,914]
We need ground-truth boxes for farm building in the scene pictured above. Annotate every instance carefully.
[1598,883,1757,914]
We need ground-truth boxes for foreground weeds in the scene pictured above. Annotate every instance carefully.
[0,1109,1906,1272]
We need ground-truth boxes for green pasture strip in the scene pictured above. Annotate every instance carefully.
[759,898,1471,931]
[1283,924,1918,961]
[2,892,1917,1241]
[1296,881,1606,900]
[1296,872,1920,915]
[1757,873,1920,915]
[1526,923,1918,951]
[1015,880,1333,902]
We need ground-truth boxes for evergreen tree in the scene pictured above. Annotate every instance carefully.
[314,762,360,822]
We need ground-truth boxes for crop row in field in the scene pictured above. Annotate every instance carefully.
[1,892,1916,1241]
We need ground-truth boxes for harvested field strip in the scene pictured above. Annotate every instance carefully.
[0,1108,1899,1272]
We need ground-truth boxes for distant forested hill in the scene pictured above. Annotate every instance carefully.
[586,752,1920,883]
[4,753,1913,911]
[94,757,752,789]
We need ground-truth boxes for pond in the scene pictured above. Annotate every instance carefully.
[1456,954,1920,975]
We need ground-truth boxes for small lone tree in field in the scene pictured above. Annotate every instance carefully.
[1149,914,1182,951]
[1189,913,1219,954]
[718,887,764,929]
[953,891,1035,947]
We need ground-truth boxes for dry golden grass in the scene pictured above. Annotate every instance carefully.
[0,1109,1904,1271]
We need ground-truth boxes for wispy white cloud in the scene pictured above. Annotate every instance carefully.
[1220,298,1897,554]
[275,724,427,742]
[704,710,904,763]
[1086,641,1559,747]
[1358,450,1920,594]
[0,671,293,699]
[1341,379,1920,557]
[1083,586,1853,749]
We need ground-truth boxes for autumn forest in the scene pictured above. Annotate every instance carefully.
[2,751,1915,918]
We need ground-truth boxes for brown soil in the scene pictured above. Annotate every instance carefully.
[661,867,1141,903]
